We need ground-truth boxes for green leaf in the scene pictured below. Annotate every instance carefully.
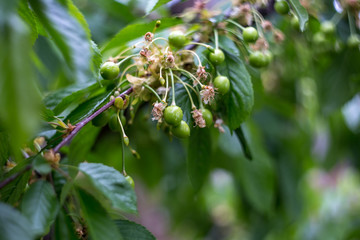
[187,128,212,192]
[288,0,309,31]
[0,163,32,204]
[115,220,156,240]
[54,209,78,240]
[30,0,92,83]
[0,1,19,24]
[43,81,97,115]
[102,18,182,53]
[91,41,103,77]
[234,126,253,161]
[18,0,38,44]
[76,163,137,213]
[0,14,40,161]
[21,180,60,237]
[33,155,52,175]
[67,0,91,39]
[219,125,275,214]
[218,35,240,57]
[0,133,9,177]
[145,0,172,14]
[218,52,254,130]
[0,202,35,240]
[68,124,101,166]
[65,89,113,123]
[77,188,123,240]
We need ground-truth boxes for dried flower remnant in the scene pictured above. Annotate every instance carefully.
[196,66,208,81]
[152,101,166,121]
[200,85,216,104]
[214,119,225,133]
[145,32,154,42]
[262,20,273,31]
[274,30,285,43]
[192,108,206,128]
[239,3,253,26]
[140,48,151,58]
[252,38,269,51]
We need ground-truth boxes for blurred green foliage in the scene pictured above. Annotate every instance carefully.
[1,0,360,239]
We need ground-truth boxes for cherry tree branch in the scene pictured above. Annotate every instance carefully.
[53,87,133,153]
[0,164,32,189]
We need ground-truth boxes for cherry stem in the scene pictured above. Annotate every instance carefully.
[116,54,139,66]
[169,69,176,105]
[226,19,245,31]
[163,72,169,102]
[173,75,196,108]
[143,83,162,102]
[53,87,133,153]
[214,29,219,50]
[177,50,202,67]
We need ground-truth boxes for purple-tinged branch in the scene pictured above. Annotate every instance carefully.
[0,164,32,189]
[53,87,133,153]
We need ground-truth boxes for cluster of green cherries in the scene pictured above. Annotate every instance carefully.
[95,29,236,140]
[274,0,360,48]
[242,27,273,68]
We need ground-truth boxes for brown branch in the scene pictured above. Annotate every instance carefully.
[0,164,32,189]
[53,87,133,153]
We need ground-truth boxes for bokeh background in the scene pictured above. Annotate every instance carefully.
[2,0,360,239]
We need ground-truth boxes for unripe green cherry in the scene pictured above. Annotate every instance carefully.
[114,97,124,109]
[347,35,360,48]
[108,114,126,132]
[263,50,273,67]
[172,120,190,138]
[200,109,213,127]
[168,30,186,49]
[108,114,121,132]
[249,51,267,68]
[209,49,225,65]
[320,21,335,35]
[100,62,119,80]
[92,111,111,127]
[313,32,326,45]
[213,75,230,94]
[164,105,183,126]
[125,175,135,189]
[274,0,290,15]
[243,27,259,43]
[291,16,300,31]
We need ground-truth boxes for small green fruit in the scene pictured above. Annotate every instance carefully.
[114,97,124,109]
[320,21,335,35]
[313,32,326,45]
[243,27,259,43]
[209,49,225,65]
[172,120,190,138]
[108,114,125,132]
[92,111,111,127]
[100,62,119,80]
[213,75,230,94]
[164,105,183,126]
[291,16,300,31]
[108,114,121,132]
[347,35,360,48]
[274,0,290,15]
[125,175,135,189]
[320,21,335,36]
[249,51,267,68]
[200,109,213,127]
[168,31,186,49]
